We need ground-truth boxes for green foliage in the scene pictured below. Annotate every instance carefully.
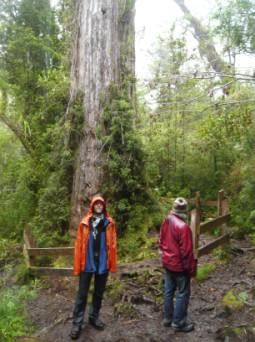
[212,246,230,263]
[106,278,124,304]
[0,238,20,264]
[212,0,255,54]
[0,0,255,271]
[138,21,255,238]
[114,302,139,319]
[222,289,245,311]
[118,229,158,263]
[101,84,152,235]
[249,232,255,245]
[0,128,35,239]
[196,263,216,282]
[0,282,39,341]
[0,0,75,243]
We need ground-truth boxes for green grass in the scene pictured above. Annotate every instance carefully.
[196,263,216,281]
[0,281,40,341]
[249,232,255,246]
[222,289,245,311]
[212,246,230,263]
[106,278,124,304]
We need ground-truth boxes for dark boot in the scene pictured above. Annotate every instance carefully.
[89,317,106,331]
[162,318,172,327]
[70,325,82,340]
[171,322,194,333]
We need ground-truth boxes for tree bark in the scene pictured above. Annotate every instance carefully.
[68,0,135,232]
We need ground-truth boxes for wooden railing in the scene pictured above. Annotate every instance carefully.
[23,190,231,276]
[23,228,74,276]
[190,190,230,259]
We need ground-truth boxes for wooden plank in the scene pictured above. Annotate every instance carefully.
[23,228,37,266]
[200,214,231,233]
[23,227,36,248]
[23,228,36,248]
[190,209,200,259]
[23,244,30,267]
[203,200,218,207]
[198,234,230,257]
[188,198,195,205]
[195,191,201,211]
[27,247,74,257]
[188,199,217,207]
[222,200,230,215]
[221,200,230,234]
[218,189,224,216]
[29,267,73,276]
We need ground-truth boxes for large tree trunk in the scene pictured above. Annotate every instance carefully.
[68,0,135,232]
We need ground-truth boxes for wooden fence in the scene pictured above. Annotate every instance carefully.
[190,190,230,258]
[23,190,231,276]
[23,228,74,276]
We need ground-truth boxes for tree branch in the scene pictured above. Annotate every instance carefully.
[0,92,33,154]
[173,0,227,74]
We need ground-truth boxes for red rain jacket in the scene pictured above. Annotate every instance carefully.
[73,196,117,276]
[159,212,197,277]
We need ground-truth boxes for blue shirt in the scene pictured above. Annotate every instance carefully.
[85,217,109,274]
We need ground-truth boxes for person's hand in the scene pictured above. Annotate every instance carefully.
[190,260,197,278]
[191,277,196,285]
[190,270,197,278]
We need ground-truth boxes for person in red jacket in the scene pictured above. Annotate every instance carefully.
[70,195,117,340]
[159,197,197,333]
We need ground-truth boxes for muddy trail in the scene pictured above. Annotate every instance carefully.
[21,239,255,342]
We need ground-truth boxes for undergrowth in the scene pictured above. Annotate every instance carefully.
[0,280,40,341]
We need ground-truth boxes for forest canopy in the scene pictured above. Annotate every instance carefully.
[1,1,255,340]
[0,0,255,246]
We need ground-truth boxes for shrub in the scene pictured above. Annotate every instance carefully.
[0,282,39,341]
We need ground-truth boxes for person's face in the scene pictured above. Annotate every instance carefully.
[93,201,104,214]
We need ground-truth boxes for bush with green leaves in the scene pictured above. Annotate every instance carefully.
[100,84,153,235]
[0,282,39,341]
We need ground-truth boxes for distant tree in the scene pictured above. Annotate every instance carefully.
[212,0,255,63]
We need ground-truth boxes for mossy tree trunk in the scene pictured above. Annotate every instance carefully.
[68,0,135,232]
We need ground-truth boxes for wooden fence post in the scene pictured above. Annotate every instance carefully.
[217,189,224,217]
[190,208,200,259]
[218,189,230,235]
[195,191,201,212]
[222,199,230,215]
[23,227,37,266]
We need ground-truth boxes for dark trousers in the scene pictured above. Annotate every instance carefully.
[163,269,190,326]
[72,271,108,327]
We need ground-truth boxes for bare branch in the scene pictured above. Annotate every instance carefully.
[0,91,33,154]
[173,0,227,74]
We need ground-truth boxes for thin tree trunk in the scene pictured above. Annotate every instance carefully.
[173,0,227,74]
[0,91,33,154]
[68,0,135,232]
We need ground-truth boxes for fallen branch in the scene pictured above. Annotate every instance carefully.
[240,247,255,252]
[33,313,71,337]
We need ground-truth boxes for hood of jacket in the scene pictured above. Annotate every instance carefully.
[81,196,113,226]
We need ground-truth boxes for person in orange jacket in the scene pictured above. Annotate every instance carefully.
[70,195,117,340]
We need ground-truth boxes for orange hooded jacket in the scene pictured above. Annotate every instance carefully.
[73,196,117,276]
